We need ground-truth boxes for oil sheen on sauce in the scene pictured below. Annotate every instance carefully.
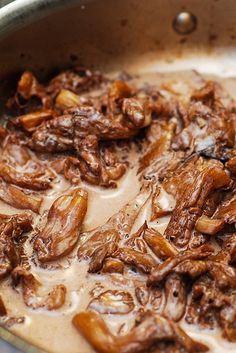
[1,71,236,353]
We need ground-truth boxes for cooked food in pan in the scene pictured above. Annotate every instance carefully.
[0,68,236,353]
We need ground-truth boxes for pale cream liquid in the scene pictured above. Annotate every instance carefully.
[0,71,236,353]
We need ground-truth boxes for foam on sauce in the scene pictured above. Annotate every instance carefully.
[1,70,236,353]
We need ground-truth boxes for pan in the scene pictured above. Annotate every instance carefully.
[0,1,236,352]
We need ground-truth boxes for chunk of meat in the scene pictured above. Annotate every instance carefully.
[29,106,146,147]
[220,294,236,341]
[88,290,134,315]
[150,250,236,291]
[0,212,33,237]
[135,284,163,312]
[187,274,236,341]
[12,267,66,310]
[73,311,208,353]
[174,260,236,289]
[148,244,214,286]
[172,82,235,160]
[77,137,126,187]
[0,213,32,279]
[138,118,185,186]
[1,134,33,166]
[162,155,199,200]
[124,222,149,254]
[164,157,231,248]
[222,234,236,263]
[124,222,147,249]
[122,97,152,128]
[202,191,222,217]
[34,188,87,262]
[29,87,151,186]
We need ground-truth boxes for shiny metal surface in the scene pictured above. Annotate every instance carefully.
[0,327,45,352]
[0,0,236,352]
[1,0,236,80]
[172,11,197,35]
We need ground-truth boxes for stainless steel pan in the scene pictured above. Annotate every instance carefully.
[0,0,236,351]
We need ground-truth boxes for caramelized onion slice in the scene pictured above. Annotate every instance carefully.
[102,258,124,274]
[195,215,224,235]
[144,228,178,260]
[17,110,55,132]
[56,89,81,109]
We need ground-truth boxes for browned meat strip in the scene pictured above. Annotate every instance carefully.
[73,311,208,353]
[164,158,231,248]
[172,81,235,160]
[28,78,151,187]
[0,213,32,279]
[148,244,214,285]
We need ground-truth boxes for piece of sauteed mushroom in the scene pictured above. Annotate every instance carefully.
[34,188,88,262]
